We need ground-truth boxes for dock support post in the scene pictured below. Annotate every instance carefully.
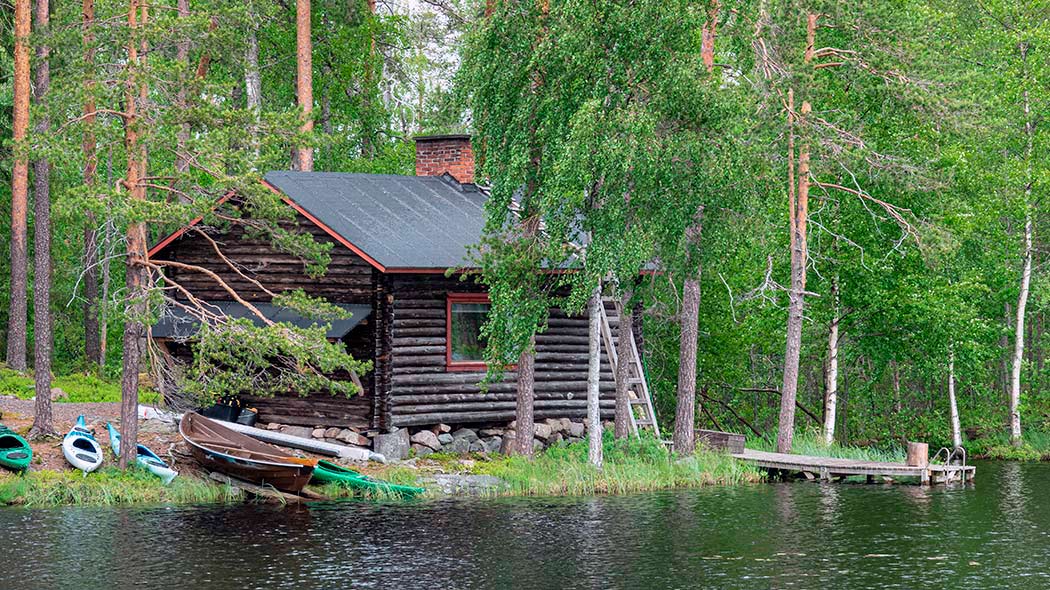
[819,466,830,482]
[920,467,930,486]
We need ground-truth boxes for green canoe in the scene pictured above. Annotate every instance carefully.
[0,425,32,473]
[312,460,424,499]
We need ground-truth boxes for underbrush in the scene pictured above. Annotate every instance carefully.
[969,430,1050,461]
[0,369,160,404]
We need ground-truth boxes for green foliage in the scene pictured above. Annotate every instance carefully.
[183,320,373,402]
[0,369,159,404]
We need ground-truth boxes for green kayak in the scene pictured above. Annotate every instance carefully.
[312,460,424,499]
[0,425,32,473]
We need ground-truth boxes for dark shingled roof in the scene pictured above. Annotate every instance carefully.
[152,302,371,340]
[264,171,487,270]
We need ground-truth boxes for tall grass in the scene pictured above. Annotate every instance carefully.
[0,468,240,507]
[468,431,760,496]
[748,431,905,463]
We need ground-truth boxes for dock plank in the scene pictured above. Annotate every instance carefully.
[732,448,975,483]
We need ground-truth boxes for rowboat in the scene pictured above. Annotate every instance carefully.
[312,460,424,499]
[0,425,32,473]
[179,412,317,493]
[63,416,103,474]
[106,423,178,485]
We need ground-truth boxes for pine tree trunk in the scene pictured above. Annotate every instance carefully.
[614,289,633,439]
[175,0,190,175]
[82,0,101,369]
[777,86,811,454]
[30,0,55,438]
[513,336,535,457]
[948,347,962,449]
[119,0,147,469]
[822,279,839,446]
[587,286,603,468]
[7,0,31,372]
[294,0,313,171]
[674,278,700,454]
[701,0,719,73]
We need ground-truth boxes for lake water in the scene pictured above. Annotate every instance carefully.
[1,460,1047,589]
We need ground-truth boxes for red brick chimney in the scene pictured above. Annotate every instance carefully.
[414,134,474,184]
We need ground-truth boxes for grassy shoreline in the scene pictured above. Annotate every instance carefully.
[0,433,760,507]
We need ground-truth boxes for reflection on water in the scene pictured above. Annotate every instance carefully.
[2,461,1049,590]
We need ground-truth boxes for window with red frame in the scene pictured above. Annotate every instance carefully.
[446,293,490,370]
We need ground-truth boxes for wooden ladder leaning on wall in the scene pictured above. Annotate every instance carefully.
[598,297,661,438]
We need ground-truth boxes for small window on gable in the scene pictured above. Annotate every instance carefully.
[446,293,490,370]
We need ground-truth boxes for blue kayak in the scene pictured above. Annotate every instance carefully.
[106,423,178,485]
[63,416,103,474]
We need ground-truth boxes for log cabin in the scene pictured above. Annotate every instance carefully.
[149,135,644,436]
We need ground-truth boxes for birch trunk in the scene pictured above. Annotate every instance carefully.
[948,347,962,449]
[587,287,603,468]
[30,0,55,438]
[294,0,313,171]
[513,336,535,457]
[1010,45,1033,446]
[7,0,30,371]
[823,279,839,446]
[245,18,261,158]
[613,289,633,439]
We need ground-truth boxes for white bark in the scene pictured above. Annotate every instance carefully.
[1011,51,1033,446]
[245,20,261,158]
[587,286,603,468]
[823,279,839,446]
[948,347,962,449]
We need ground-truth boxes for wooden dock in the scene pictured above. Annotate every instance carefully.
[732,448,975,485]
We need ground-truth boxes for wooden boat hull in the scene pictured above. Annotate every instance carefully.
[312,460,424,499]
[180,412,316,493]
[0,425,32,473]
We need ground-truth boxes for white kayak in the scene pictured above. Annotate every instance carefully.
[106,422,178,485]
[63,416,103,474]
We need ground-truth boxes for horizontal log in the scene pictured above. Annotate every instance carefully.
[391,408,614,427]
[394,345,447,356]
[391,392,610,404]
[395,399,616,414]
[254,412,370,429]
[392,337,445,347]
[393,309,445,320]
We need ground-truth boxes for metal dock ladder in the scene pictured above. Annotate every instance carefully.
[599,297,661,438]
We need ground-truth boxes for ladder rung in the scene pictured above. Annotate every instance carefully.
[628,377,643,384]
[629,398,648,405]
[635,419,654,426]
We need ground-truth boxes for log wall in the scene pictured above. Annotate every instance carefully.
[155,211,378,429]
[383,274,618,428]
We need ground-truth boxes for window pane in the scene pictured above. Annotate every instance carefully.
[450,302,489,362]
